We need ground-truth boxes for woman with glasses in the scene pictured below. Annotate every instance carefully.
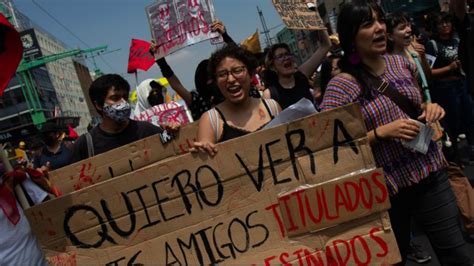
[193,45,281,156]
[262,30,330,109]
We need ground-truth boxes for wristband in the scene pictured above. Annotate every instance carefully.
[156,58,174,78]
[373,127,382,141]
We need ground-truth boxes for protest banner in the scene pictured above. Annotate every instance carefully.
[272,0,325,30]
[132,101,193,127]
[146,0,217,59]
[27,104,401,265]
[48,122,199,195]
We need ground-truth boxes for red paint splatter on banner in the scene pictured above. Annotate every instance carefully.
[73,183,81,191]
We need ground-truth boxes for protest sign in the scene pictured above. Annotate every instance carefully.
[48,122,199,195]
[132,101,193,127]
[146,0,217,59]
[27,104,401,265]
[272,0,325,30]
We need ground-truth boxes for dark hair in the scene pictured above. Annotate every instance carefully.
[149,80,163,90]
[385,11,410,52]
[89,74,130,114]
[319,55,342,96]
[427,12,454,40]
[337,0,385,99]
[264,43,291,70]
[207,44,258,78]
[262,43,291,86]
[147,80,164,106]
[40,122,61,134]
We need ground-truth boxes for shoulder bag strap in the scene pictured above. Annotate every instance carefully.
[85,132,95,158]
[375,80,421,119]
[409,52,432,103]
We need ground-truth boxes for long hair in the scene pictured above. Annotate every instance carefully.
[263,43,291,87]
[337,0,385,100]
[385,11,410,53]
[426,12,454,40]
[319,55,342,96]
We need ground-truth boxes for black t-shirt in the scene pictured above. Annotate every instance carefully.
[33,142,73,170]
[70,120,163,163]
[268,71,313,109]
[426,37,460,70]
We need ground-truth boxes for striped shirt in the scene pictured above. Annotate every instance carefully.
[321,54,447,195]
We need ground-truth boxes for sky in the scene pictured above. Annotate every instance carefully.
[13,0,285,92]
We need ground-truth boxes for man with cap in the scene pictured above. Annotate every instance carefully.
[33,122,73,170]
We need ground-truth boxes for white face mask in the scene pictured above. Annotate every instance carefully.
[102,100,131,123]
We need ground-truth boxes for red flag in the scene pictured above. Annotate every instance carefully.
[127,39,156,73]
[68,124,79,139]
[0,14,23,96]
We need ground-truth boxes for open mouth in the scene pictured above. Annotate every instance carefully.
[373,35,385,43]
[373,35,386,46]
[227,85,243,97]
[283,61,294,69]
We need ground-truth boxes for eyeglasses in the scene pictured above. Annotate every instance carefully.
[274,53,295,62]
[216,66,247,80]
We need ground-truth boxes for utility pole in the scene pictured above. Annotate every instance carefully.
[16,45,108,126]
[257,6,272,48]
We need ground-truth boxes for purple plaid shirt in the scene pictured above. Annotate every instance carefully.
[321,54,447,195]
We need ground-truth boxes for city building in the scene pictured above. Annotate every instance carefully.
[27,22,92,135]
[0,0,91,145]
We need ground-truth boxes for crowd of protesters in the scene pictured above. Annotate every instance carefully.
[1,0,474,265]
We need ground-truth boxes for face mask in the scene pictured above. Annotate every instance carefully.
[103,100,131,123]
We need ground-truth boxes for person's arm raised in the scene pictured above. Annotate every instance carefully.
[298,29,331,78]
[211,20,236,45]
[150,42,193,106]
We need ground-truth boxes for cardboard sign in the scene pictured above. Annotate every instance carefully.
[146,0,216,59]
[27,104,401,265]
[48,122,199,195]
[272,0,325,30]
[132,102,193,127]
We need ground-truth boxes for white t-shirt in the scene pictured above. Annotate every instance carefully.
[0,177,49,266]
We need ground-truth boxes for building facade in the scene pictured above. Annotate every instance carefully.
[0,0,91,137]
[35,29,92,134]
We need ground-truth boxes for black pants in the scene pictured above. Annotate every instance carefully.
[389,169,471,265]
[431,79,474,162]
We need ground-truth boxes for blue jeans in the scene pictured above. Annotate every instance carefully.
[389,169,471,265]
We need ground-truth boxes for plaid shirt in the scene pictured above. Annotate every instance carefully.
[321,54,447,195]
